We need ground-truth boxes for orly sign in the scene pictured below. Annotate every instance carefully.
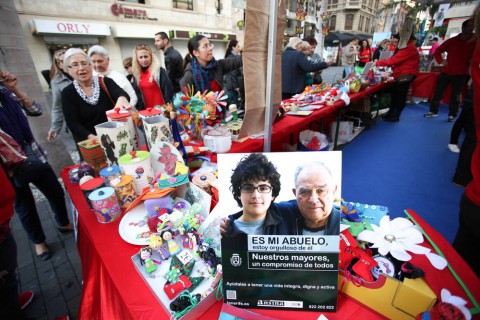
[30,19,111,36]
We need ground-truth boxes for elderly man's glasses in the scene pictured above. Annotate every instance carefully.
[297,186,329,198]
[240,184,272,194]
[68,61,90,69]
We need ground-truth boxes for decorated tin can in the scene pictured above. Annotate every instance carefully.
[94,121,133,166]
[79,177,105,209]
[99,165,122,184]
[118,151,154,196]
[110,175,136,208]
[106,107,139,149]
[142,114,173,150]
[88,187,122,223]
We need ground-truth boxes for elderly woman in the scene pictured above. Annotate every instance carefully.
[47,49,72,141]
[87,45,138,108]
[180,35,242,95]
[132,44,174,108]
[61,48,131,144]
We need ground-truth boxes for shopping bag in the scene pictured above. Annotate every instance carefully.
[298,130,329,151]
[330,121,353,142]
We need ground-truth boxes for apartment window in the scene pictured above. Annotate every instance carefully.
[288,0,298,12]
[328,0,338,9]
[359,15,364,31]
[329,15,337,31]
[173,0,193,10]
[306,0,316,16]
[365,17,370,33]
[345,13,354,30]
[374,0,379,9]
[368,0,373,7]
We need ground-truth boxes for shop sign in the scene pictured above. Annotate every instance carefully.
[30,19,110,36]
[111,4,158,21]
[173,30,236,41]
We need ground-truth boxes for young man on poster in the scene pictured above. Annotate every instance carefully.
[221,153,340,313]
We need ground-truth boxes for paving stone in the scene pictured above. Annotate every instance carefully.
[18,263,37,285]
[45,298,69,319]
[40,280,62,302]
[55,261,77,284]
[61,279,82,301]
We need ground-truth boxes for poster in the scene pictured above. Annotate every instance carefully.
[218,152,341,312]
[434,4,450,27]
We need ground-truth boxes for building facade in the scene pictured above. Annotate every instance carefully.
[14,0,239,91]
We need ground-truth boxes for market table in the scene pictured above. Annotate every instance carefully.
[229,82,389,153]
[62,167,480,320]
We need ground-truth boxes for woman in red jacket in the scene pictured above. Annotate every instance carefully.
[358,40,372,67]
[374,35,419,122]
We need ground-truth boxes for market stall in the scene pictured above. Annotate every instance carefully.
[61,166,480,320]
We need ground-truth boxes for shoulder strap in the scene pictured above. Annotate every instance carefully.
[99,76,115,106]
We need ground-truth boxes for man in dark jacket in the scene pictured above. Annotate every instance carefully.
[281,37,333,100]
[154,32,184,93]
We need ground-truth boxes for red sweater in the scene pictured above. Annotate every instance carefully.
[376,41,419,79]
[465,39,480,206]
[433,34,476,76]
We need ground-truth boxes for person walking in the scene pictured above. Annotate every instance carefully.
[341,38,359,78]
[424,18,475,121]
[154,32,184,93]
[47,49,72,142]
[0,70,73,261]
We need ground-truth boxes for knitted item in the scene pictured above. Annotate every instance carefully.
[192,58,217,92]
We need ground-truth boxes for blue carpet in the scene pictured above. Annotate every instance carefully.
[341,102,464,243]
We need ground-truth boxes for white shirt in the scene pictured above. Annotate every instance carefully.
[93,69,138,108]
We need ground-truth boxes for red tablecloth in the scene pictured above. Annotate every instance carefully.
[62,166,479,320]
[230,82,389,153]
[410,72,459,104]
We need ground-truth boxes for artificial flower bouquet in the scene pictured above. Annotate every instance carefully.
[338,201,477,320]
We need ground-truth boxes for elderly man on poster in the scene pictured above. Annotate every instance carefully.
[222,158,340,236]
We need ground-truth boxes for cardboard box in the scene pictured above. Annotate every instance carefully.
[77,138,106,163]
[339,270,437,320]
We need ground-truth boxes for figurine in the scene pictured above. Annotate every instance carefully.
[161,229,181,256]
[139,247,157,278]
[149,233,170,260]
[229,104,238,121]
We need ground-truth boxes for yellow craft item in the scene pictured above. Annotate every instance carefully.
[174,161,189,176]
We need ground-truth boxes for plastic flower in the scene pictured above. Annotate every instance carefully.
[441,289,471,320]
[357,216,431,261]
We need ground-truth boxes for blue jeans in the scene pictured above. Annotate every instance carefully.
[13,147,69,244]
[0,233,26,319]
[429,72,467,116]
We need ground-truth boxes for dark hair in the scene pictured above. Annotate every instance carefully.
[187,34,207,55]
[303,36,317,47]
[230,153,281,207]
[155,31,169,41]
[392,33,400,40]
[359,39,371,50]
[183,52,192,69]
[432,37,438,41]
[225,39,239,58]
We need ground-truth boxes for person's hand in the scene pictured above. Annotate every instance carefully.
[115,96,132,111]
[220,217,230,238]
[326,61,335,67]
[0,71,18,90]
[47,130,58,141]
[87,134,96,140]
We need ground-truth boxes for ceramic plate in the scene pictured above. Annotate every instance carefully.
[118,203,151,246]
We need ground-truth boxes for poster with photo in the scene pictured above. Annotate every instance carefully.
[218,152,341,312]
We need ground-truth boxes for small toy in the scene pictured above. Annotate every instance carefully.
[139,247,157,278]
[148,233,170,260]
[161,229,181,256]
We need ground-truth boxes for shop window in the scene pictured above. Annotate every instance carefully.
[345,13,354,31]
[173,0,193,10]
[329,15,336,31]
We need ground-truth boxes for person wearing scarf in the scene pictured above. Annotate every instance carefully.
[180,35,243,95]
[0,70,73,261]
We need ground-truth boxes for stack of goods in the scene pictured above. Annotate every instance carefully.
[77,138,108,174]
[339,201,476,320]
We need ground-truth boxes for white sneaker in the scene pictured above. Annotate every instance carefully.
[448,144,460,153]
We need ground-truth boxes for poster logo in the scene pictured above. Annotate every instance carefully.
[230,254,242,267]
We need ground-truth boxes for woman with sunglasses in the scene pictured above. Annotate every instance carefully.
[47,49,72,141]
[61,48,131,145]
[131,44,174,109]
[180,35,242,96]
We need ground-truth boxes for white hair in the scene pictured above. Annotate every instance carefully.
[87,45,109,58]
[63,48,89,68]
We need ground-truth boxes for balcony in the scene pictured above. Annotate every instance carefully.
[345,0,361,9]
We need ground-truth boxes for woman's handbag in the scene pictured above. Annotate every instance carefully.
[396,74,416,84]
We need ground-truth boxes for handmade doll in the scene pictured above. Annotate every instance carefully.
[161,229,181,256]
[139,247,157,277]
[149,233,170,261]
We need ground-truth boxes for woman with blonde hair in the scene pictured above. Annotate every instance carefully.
[47,49,72,141]
[132,44,173,108]
[372,39,391,61]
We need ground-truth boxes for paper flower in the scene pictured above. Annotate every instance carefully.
[357,216,432,261]
[441,289,471,320]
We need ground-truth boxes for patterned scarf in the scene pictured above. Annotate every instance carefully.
[192,57,218,92]
[0,85,34,145]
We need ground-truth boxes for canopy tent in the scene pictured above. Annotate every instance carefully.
[324,31,372,46]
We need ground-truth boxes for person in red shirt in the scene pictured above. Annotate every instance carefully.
[357,40,372,67]
[374,35,419,122]
[424,18,475,121]
[452,7,480,278]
